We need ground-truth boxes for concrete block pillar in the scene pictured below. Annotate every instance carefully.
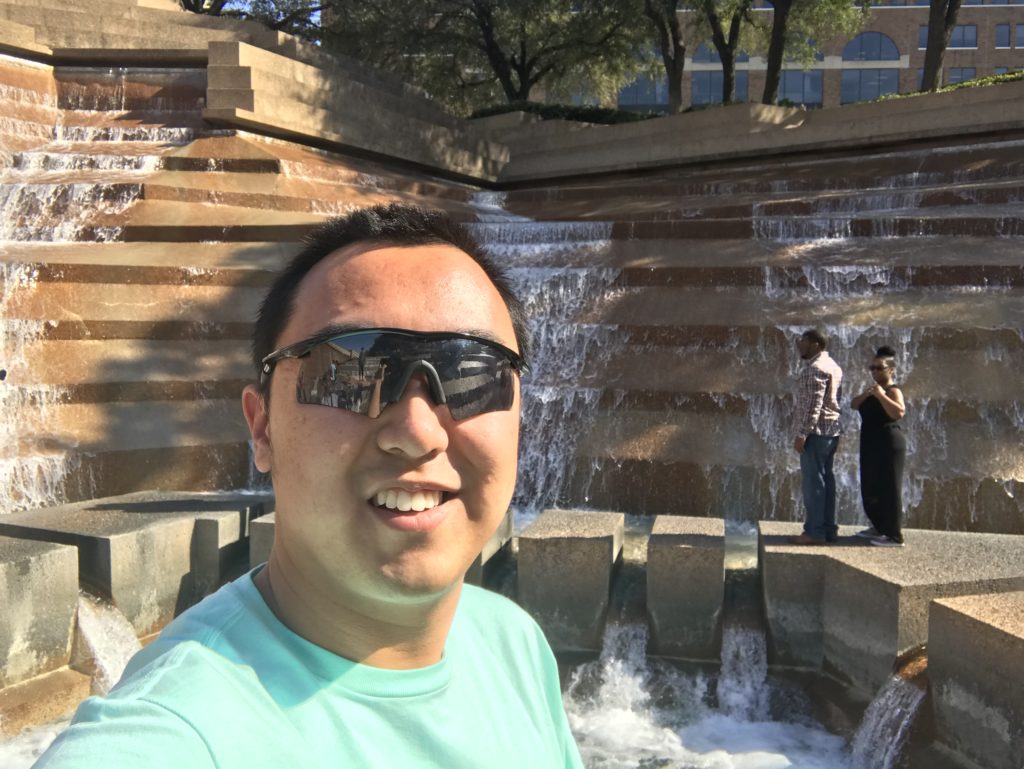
[646,515,724,660]
[929,591,1024,769]
[0,537,78,688]
[191,508,249,598]
[249,512,276,568]
[517,509,624,652]
[464,509,513,586]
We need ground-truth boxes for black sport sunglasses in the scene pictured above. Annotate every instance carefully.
[260,328,529,421]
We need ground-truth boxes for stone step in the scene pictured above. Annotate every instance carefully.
[6,398,248,452]
[0,5,276,53]
[582,285,1024,329]
[504,138,1024,205]
[610,263,1024,289]
[207,60,465,133]
[574,407,1024,477]
[499,235,1024,271]
[507,177,1024,224]
[0,240,290,271]
[53,65,207,112]
[4,338,251,386]
[566,457,1023,534]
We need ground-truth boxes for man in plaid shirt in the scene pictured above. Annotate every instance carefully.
[790,329,844,545]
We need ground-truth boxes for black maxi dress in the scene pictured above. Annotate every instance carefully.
[857,390,906,543]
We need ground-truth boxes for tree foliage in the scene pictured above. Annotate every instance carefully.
[758,0,871,105]
[920,0,963,92]
[323,0,648,115]
[691,0,753,104]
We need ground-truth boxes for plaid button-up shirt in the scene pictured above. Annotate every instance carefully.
[792,351,843,439]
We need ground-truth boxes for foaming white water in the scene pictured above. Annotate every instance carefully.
[0,717,72,769]
[75,592,142,695]
[716,626,770,721]
[506,265,620,525]
[565,624,850,769]
[848,676,925,769]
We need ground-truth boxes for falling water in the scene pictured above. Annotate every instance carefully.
[563,623,851,769]
[468,206,622,528]
[74,592,142,696]
[0,263,74,514]
[848,676,926,769]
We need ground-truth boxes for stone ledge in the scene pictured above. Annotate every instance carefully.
[759,521,1024,698]
[0,537,78,688]
[517,509,624,652]
[0,493,271,636]
[0,666,90,738]
[929,591,1024,769]
[646,515,724,660]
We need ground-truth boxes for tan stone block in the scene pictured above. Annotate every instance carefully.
[518,509,624,652]
[646,515,724,660]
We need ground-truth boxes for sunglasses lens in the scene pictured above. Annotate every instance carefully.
[293,333,516,420]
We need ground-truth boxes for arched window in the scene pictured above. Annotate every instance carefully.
[843,31,900,61]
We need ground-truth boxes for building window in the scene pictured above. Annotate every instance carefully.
[841,69,899,104]
[779,70,823,107]
[618,75,667,111]
[691,70,749,106]
[1018,24,1024,47]
[996,24,1011,48]
[920,25,978,50]
[995,67,1010,74]
[692,43,749,63]
[947,67,976,84]
[843,31,900,61]
[950,25,978,48]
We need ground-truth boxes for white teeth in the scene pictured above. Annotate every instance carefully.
[374,489,443,512]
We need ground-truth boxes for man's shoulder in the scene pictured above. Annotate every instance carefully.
[453,584,551,659]
[812,352,843,376]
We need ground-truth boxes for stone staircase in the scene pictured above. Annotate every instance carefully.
[0,52,482,513]
[498,139,1024,534]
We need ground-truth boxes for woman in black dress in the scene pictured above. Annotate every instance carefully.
[851,346,907,547]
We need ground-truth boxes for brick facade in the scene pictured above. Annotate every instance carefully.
[621,2,1024,110]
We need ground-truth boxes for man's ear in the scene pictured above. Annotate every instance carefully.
[242,384,272,473]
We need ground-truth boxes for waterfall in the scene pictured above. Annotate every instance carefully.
[74,592,142,695]
[469,209,621,528]
[563,622,850,769]
[0,262,75,514]
[848,676,926,769]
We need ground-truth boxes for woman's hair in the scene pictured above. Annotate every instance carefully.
[875,345,897,369]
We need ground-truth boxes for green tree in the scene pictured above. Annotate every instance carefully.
[920,0,963,92]
[760,0,871,105]
[180,0,324,36]
[693,0,753,104]
[325,0,648,115]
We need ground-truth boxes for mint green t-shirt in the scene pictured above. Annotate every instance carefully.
[35,573,583,769]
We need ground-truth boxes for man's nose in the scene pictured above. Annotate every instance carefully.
[375,372,450,458]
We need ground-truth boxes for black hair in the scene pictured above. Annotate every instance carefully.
[801,329,828,350]
[875,345,897,368]
[251,204,529,395]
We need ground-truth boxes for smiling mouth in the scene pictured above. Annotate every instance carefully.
[372,489,445,513]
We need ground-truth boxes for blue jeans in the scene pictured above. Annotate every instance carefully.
[801,435,839,541]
